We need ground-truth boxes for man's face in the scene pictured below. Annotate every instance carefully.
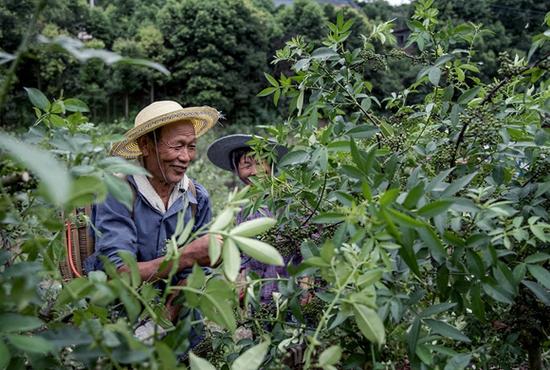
[141,121,197,185]
[237,153,270,185]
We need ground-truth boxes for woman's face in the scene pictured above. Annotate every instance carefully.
[237,154,270,185]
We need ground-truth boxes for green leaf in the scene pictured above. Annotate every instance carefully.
[525,253,550,264]
[279,150,310,167]
[318,345,342,367]
[441,172,477,197]
[0,314,44,333]
[210,208,234,232]
[68,175,107,208]
[444,354,472,370]
[0,133,71,205]
[311,212,346,224]
[264,72,279,87]
[297,88,305,116]
[232,236,283,266]
[470,284,485,320]
[527,265,550,289]
[419,302,456,318]
[416,344,433,365]
[482,283,513,304]
[352,303,385,345]
[418,227,446,263]
[418,200,454,217]
[222,238,240,282]
[407,317,421,359]
[346,125,379,139]
[457,86,481,105]
[202,279,236,332]
[424,319,471,343]
[99,157,150,176]
[404,182,425,209]
[104,174,133,210]
[257,87,276,97]
[0,339,10,370]
[230,217,276,237]
[230,340,270,370]
[7,334,54,354]
[380,188,399,207]
[209,234,221,266]
[118,252,141,288]
[190,352,216,370]
[522,280,550,305]
[24,87,50,111]
[428,67,441,86]
[63,98,89,112]
[311,47,338,60]
[387,208,425,228]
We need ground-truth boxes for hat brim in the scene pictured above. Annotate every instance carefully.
[111,106,219,158]
[207,134,288,171]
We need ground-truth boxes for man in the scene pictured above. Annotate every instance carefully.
[86,101,221,309]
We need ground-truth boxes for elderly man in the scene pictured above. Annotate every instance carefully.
[86,101,221,290]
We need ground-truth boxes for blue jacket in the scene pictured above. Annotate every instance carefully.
[84,176,212,273]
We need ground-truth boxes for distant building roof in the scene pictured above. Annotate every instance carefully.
[274,0,359,8]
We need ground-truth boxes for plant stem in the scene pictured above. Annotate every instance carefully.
[303,260,360,368]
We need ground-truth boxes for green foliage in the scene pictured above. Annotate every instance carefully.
[1,1,550,369]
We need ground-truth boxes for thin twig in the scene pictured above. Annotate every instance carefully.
[301,173,328,227]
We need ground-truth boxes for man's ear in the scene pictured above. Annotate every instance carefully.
[137,136,150,157]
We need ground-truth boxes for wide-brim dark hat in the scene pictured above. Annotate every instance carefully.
[207,134,288,171]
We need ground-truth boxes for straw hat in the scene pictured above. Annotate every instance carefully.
[111,101,219,158]
[207,134,288,171]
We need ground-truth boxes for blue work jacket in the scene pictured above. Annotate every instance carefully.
[84,176,212,273]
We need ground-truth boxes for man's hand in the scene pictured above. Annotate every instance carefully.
[180,234,223,268]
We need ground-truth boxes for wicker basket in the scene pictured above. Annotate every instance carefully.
[60,206,94,280]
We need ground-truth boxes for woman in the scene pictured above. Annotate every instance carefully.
[207,134,294,303]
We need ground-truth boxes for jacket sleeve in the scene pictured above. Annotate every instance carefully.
[192,181,212,232]
[93,194,138,269]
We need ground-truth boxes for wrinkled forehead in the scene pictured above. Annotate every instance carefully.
[159,120,196,140]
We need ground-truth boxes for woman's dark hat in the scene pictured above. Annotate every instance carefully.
[207,134,288,171]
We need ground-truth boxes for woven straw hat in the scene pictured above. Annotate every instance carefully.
[207,134,288,171]
[111,101,219,158]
